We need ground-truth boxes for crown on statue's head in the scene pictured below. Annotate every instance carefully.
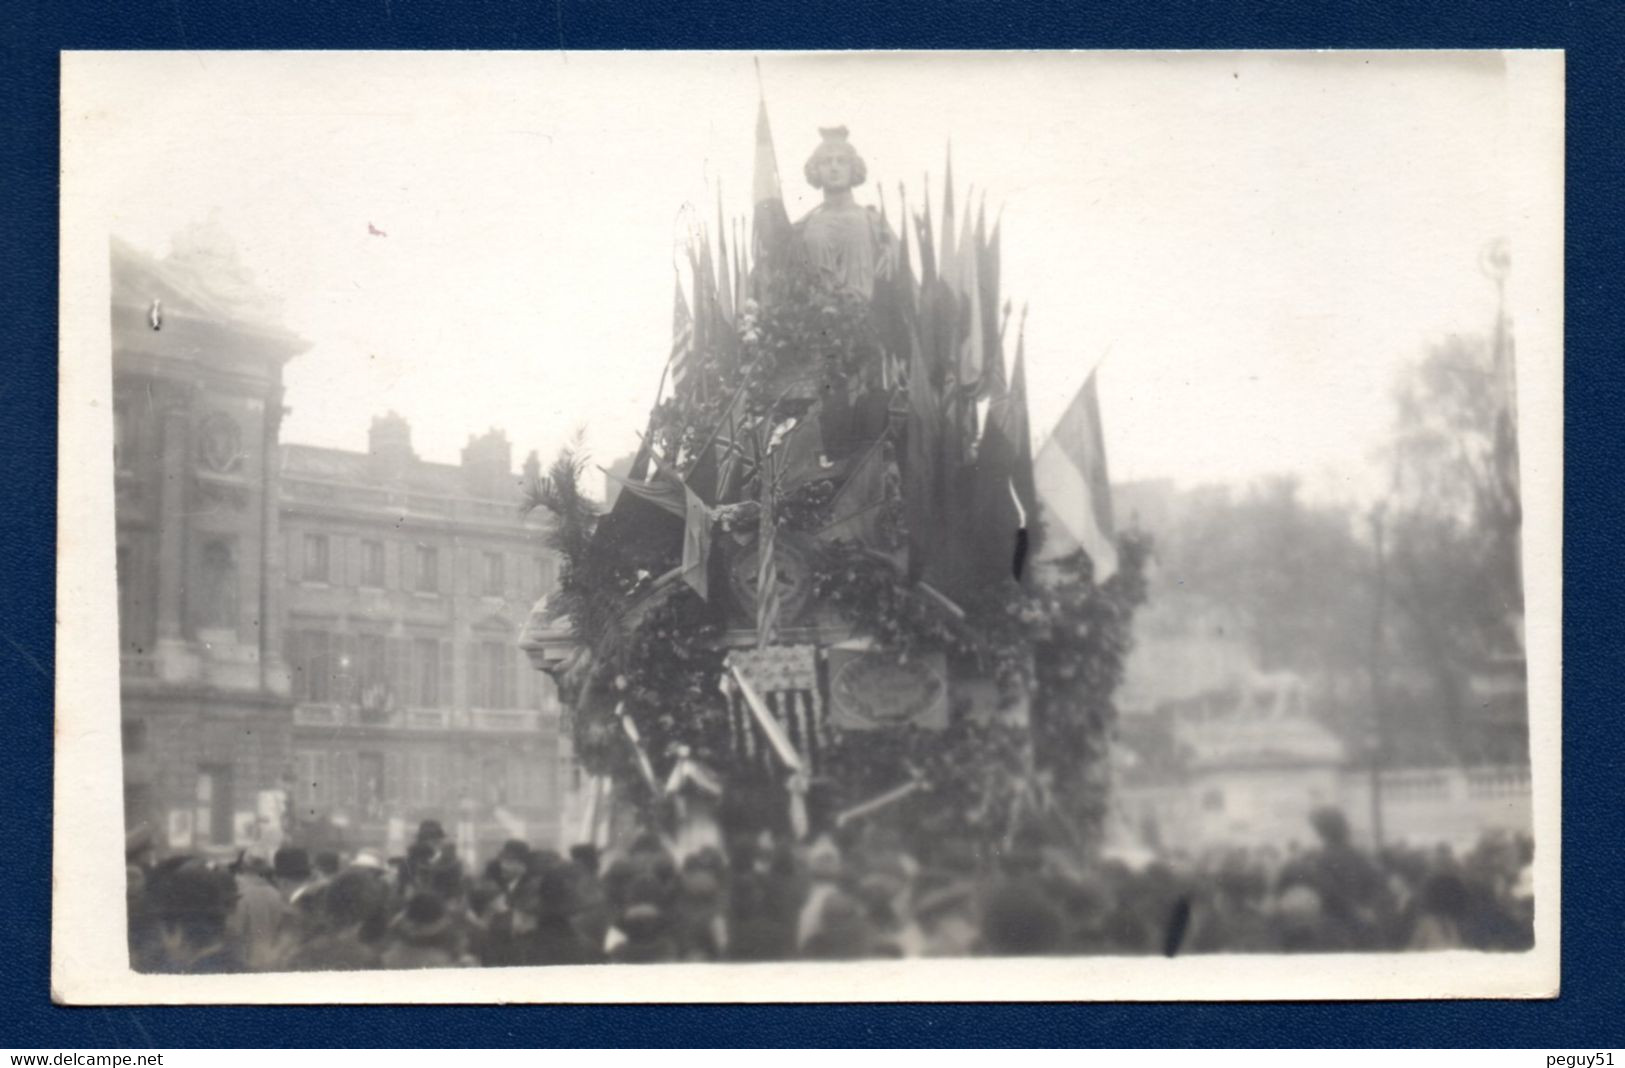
[804,125,867,189]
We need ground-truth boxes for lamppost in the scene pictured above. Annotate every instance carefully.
[1366,502,1389,852]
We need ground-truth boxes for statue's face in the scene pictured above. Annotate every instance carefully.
[815,150,855,192]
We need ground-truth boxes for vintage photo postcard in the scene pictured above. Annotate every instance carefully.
[53,50,1562,1003]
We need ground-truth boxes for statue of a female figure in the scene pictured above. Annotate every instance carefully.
[796,127,897,301]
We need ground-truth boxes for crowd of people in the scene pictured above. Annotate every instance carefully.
[124,808,1535,973]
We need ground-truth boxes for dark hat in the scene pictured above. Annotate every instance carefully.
[397,892,452,943]
[416,819,447,843]
[151,861,234,922]
[498,838,530,863]
[273,847,313,882]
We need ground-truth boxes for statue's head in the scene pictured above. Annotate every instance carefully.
[804,126,868,192]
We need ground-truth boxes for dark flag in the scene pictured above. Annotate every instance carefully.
[902,333,942,584]
[752,98,793,272]
[972,319,1038,585]
[977,203,1005,400]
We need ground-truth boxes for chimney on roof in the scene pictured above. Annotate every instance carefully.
[461,427,513,499]
[369,411,415,481]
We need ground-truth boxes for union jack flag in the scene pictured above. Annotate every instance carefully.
[710,389,757,502]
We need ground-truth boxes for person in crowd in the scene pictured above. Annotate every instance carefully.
[140,858,242,973]
[851,852,913,957]
[289,867,389,971]
[795,835,846,951]
[481,859,602,967]
[726,870,795,961]
[567,844,611,953]
[1408,871,1470,949]
[273,847,316,901]
[125,828,159,969]
[228,852,294,971]
[608,871,681,964]
[124,817,1539,968]
[911,876,980,958]
[381,891,467,969]
[483,839,531,910]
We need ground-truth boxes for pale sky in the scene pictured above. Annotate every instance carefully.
[82,51,1514,501]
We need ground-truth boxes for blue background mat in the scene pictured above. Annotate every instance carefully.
[4,0,1620,1047]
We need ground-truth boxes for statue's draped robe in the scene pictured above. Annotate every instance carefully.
[796,202,895,301]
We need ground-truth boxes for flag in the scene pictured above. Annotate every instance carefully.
[752,98,792,269]
[977,204,1005,400]
[972,322,1036,585]
[716,189,735,326]
[819,436,893,549]
[682,483,712,600]
[713,407,757,504]
[1005,327,1038,531]
[902,333,942,583]
[669,277,695,397]
[917,178,937,292]
[955,201,984,395]
[755,443,781,648]
[1034,368,1117,583]
[600,466,686,519]
[774,413,831,494]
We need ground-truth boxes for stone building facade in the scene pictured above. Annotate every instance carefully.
[114,228,568,864]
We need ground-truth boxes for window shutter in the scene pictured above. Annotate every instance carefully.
[439,546,452,595]
[385,637,402,710]
[349,536,363,587]
[439,641,453,710]
[285,630,303,700]
[467,643,484,709]
[397,637,416,708]
[501,647,514,709]
[287,531,301,582]
[383,540,398,590]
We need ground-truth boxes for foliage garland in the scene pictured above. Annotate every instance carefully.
[529,247,1150,851]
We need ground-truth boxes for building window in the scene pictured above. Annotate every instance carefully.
[357,633,389,719]
[292,629,334,703]
[476,640,511,708]
[482,551,505,597]
[358,752,386,821]
[121,719,146,754]
[294,749,331,817]
[303,534,330,583]
[415,545,438,593]
[360,540,385,588]
[414,637,440,707]
[536,555,556,594]
[198,538,238,629]
[196,764,233,846]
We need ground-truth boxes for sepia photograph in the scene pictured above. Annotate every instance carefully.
[53,50,1562,1002]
